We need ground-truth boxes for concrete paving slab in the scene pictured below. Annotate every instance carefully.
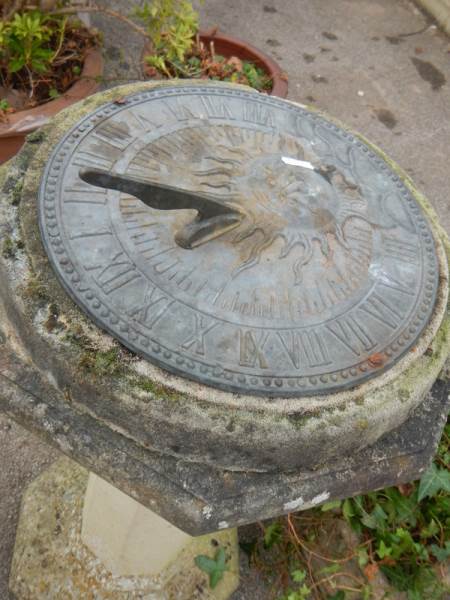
[199,0,450,235]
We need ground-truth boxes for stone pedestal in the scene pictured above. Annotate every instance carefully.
[2,79,450,598]
[9,459,239,599]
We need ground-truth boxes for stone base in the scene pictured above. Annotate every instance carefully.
[9,459,239,599]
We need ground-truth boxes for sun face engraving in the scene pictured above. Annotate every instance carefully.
[39,87,439,397]
[120,124,378,319]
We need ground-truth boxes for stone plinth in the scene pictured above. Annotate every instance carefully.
[10,458,239,599]
[0,81,449,538]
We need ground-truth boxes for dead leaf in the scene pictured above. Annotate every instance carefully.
[226,56,243,72]
[364,562,379,582]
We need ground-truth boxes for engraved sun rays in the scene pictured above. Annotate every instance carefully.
[126,124,374,284]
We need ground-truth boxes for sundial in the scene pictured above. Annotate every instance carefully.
[3,83,450,595]
[38,85,439,397]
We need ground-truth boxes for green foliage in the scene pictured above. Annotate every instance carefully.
[135,0,199,70]
[321,500,342,512]
[0,8,96,106]
[264,520,283,548]
[137,0,272,90]
[242,60,272,91]
[194,546,229,589]
[0,11,59,76]
[279,568,311,600]
[327,592,345,600]
[340,418,450,599]
[418,462,450,501]
[249,418,450,599]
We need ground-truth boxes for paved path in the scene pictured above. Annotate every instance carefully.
[1,1,449,598]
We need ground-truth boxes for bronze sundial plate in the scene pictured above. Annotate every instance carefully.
[38,85,439,397]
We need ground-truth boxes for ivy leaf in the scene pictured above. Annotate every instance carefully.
[195,555,218,575]
[360,504,387,530]
[418,463,450,501]
[291,568,307,582]
[384,488,418,527]
[419,519,439,539]
[264,521,283,548]
[194,547,229,589]
[376,539,393,559]
[430,542,450,562]
[357,547,369,567]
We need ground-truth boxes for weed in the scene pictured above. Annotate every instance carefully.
[245,418,450,599]
[136,0,273,91]
[195,546,230,589]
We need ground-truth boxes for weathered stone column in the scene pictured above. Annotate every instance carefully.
[10,458,239,599]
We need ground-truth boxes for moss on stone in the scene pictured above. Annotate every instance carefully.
[287,413,312,429]
[2,236,15,259]
[133,376,188,403]
[92,348,123,377]
[26,130,46,145]
[398,389,410,403]
[22,278,50,305]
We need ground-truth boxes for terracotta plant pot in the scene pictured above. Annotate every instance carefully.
[143,29,288,98]
[0,48,103,164]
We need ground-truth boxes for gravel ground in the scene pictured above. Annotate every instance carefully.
[1,0,450,598]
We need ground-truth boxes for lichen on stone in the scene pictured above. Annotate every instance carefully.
[1,236,15,259]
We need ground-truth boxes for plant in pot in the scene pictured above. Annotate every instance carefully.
[0,1,103,163]
[135,0,288,96]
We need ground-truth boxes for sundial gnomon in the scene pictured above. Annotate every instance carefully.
[39,86,439,396]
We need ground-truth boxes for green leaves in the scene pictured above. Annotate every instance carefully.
[327,592,346,600]
[418,463,450,501]
[264,521,283,548]
[242,61,272,91]
[1,9,66,85]
[291,569,307,582]
[430,542,450,562]
[136,0,199,72]
[333,414,450,599]
[321,500,342,512]
[194,547,229,589]
[360,503,388,531]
